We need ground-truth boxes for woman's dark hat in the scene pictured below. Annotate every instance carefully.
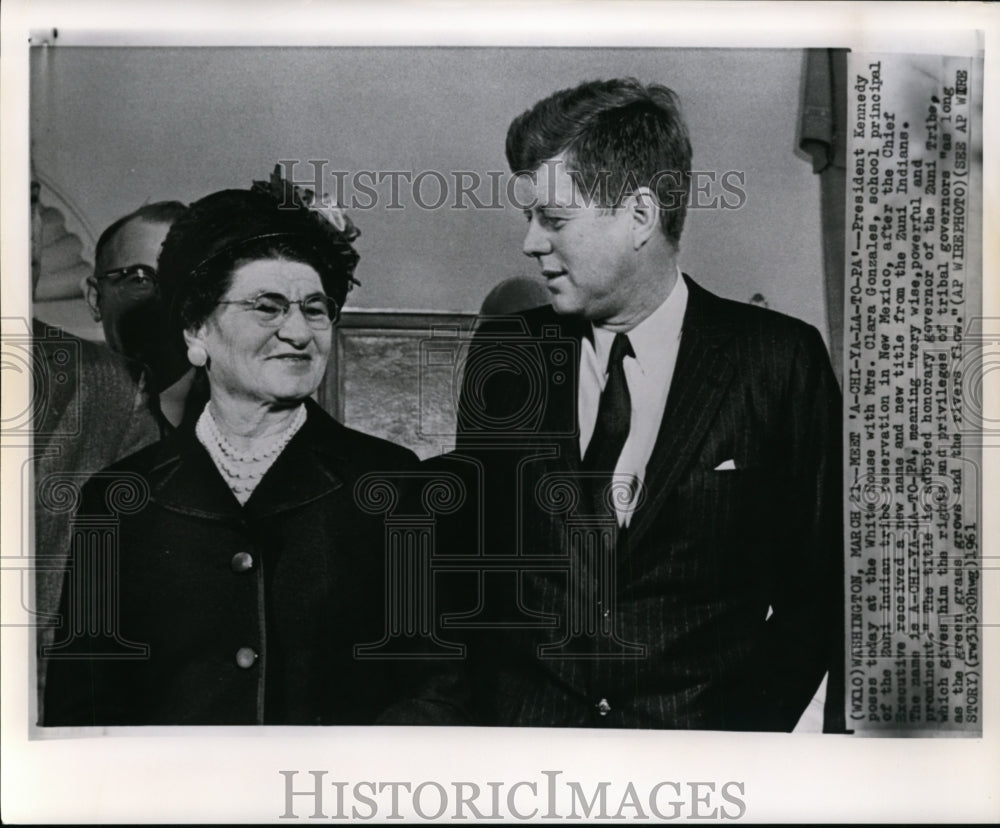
[158,164,361,299]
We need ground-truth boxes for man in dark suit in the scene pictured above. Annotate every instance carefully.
[452,78,843,732]
[31,195,163,722]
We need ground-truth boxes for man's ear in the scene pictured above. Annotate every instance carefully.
[84,278,102,322]
[627,187,660,249]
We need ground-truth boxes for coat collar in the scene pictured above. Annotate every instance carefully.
[145,397,348,521]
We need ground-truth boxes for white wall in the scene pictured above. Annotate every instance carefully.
[31,47,827,338]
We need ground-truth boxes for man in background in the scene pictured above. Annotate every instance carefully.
[31,185,162,722]
[455,78,844,731]
[85,201,199,426]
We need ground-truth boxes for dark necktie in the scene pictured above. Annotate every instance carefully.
[582,332,633,517]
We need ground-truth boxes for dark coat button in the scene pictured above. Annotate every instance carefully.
[596,698,611,716]
[235,647,258,668]
[231,551,254,573]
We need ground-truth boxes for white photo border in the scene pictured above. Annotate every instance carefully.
[2,1,998,823]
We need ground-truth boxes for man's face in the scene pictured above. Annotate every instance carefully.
[514,155,635,322]
[91,218,171,361]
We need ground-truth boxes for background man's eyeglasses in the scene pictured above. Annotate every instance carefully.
[96,264,159,293]
[216,292,341,330]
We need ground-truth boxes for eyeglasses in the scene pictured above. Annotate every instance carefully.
[216,291,341,329]
[96,264,159,293]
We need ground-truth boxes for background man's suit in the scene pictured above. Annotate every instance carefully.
[32,319,162,722]
[453,275,844,731]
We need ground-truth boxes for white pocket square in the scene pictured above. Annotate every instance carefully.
[713,459,737,471]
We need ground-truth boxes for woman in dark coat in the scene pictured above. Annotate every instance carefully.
[44,169,465,726]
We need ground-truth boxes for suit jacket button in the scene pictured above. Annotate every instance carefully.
[596,698,611,716]
[231,551,254,573]
[235,647,258,668]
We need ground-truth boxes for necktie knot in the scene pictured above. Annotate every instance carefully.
[607,332,634,372]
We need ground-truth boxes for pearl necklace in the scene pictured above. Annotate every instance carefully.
[195,404,307,504]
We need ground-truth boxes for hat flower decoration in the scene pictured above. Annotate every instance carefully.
[251,164,362,289]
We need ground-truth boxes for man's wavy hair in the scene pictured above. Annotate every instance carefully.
[505,78,692,247]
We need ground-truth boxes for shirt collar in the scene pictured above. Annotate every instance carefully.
[590,266,687,375]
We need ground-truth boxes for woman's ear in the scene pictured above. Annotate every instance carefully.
[627,186,660,250]
[183,326,209,369]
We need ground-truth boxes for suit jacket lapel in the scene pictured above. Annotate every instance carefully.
[626,275,737,546]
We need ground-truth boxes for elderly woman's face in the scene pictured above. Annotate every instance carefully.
[192,258,332,406]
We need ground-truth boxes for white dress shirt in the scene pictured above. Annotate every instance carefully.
[578,269,688,526]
